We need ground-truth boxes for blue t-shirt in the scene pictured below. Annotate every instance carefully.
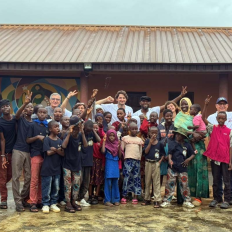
[63,133,84,172]
[105,149,119,179]
[0,116,17,153]
[27,122,48,158]
[14,116,34,153]
[41,137,63,176]
[81,131,97,167]
[168,141,194,173]
[143,139,165,161]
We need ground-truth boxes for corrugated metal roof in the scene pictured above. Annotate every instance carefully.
[0,25,232,63]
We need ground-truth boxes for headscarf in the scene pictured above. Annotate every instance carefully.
[95,113,108,133]
[105,129,119,157]
[174,97,193,130]
[131,115,141,130]
[180,97,192,115]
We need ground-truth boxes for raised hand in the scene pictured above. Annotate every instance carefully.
[67,90,78,99]
[25,90,32,104]
[205,95,212,105]
[106,96,114,103]
[91,89,98,99]
[149,134,156,143]
[79,123,84,134]
[68,125,75,133]
[181,86,188,97]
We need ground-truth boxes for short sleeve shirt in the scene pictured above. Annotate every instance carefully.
[41,137,62,176]
[168,141,194,173]
[207,112,232,129]
[133,106,161,123]
[14,116,34,153]
[27,122,49,157]
[193,115,206,131]
[0,116,17,153]
[101,104,133,124]
[143,139,165,161]
[157,122,175,145]
[81,131,98,167]
[63,133,83,172]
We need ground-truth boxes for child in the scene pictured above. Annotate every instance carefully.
[41,121,64,213]
[57,116,70,207]
[88,122,105,205]
[0,99,17,210]
[121,122,144,204]
[160,128,195,208]
[142,127,165,208]
[62,116,87,213]
[104,111,112,126]
[31,104,43,120]
[26,107,48,212]
[78,120,101,207]
[139,114,145,125]
[102,130,121,206]
[112,108,126,131]
[95,105,104,114]
[188,104,207,153]
[12,91,34,212]
[202,95,232,209]
[47,107,63,130]
[140,112,158,139]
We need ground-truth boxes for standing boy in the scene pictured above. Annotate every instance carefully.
[0,99,17,209]
[202,95,232,209]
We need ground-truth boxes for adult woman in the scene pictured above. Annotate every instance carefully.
[174,97,209,206]
[160,101,180,123]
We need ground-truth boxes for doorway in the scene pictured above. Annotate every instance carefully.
[127,92,146,112]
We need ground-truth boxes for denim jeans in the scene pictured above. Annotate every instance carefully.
[42,175,60,206]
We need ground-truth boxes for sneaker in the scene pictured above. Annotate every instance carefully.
[80,199,91,207]
[42,205,50,213]
[58,201,66,207]
[183,202,195,208]
[160,202,171,208]
[209,200,218,208]
[220,202,229,209]
[50,204,60,212]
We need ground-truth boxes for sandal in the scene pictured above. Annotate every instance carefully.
[114,202,120,206]
[16,204,25,212]
[65,205,76,213]
[153,201,160,208]
[132,199,138,205]
[72,203,82,211]
[141,200,151,206]
[30,204,38,212]
[0,202,7,209]
[121,198,127,204]
[105,202,114,206]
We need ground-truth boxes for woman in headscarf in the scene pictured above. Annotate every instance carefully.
[174,97,209,206]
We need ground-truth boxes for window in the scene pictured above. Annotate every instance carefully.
[127,92,146,112]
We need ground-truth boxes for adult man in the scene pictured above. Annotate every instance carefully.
[46,93,72,117]
[133,86,188,122]
[96,90,133,123]
[207,97,232,204]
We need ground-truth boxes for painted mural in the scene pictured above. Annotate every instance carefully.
[0,77,80,113]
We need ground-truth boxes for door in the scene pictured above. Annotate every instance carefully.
[127,92,146,112]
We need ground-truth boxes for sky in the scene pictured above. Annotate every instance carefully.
[0,0,231,27]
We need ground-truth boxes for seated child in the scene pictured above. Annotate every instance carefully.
[89,122,105,205]
[202,95,232,209]
[142,127,165,208]
[41,121,64,213]
[102,130,122,206]
[26,107,48,212]
[160,127,195,208]
[121,122,144,205]
[112,108,126,131]
[62,116,88,213]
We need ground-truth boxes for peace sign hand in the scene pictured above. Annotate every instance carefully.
[25,90,32,104]
[181,86,187,97]
[67,90,78,99]
[205,95,212,105]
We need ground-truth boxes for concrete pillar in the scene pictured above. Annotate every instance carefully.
[80,72,89,104]
[219,73,228,99]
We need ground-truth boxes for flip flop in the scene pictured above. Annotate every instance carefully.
[65,206,76,213]
[30,204,38,212]
[121,198,127,204]
[0,202,7,209]
[72,203,82,211]
[141,200,151,206]
[132,199,138,205]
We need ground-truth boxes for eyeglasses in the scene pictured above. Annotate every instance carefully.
[51,98,61,101]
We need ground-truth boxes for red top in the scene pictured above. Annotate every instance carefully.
[204,125,231,164]
[93,127,105,166]
[140,118,158,138]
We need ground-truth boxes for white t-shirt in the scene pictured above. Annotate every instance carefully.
[207,111,232,129]
[101,103,133,124]
[133,106,161,123]
[45,106,72,117]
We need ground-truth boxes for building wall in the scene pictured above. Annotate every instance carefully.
[88,72,232,116]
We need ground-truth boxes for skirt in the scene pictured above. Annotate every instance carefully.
[90,157,104,186]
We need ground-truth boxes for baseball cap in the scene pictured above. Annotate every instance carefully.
[70,116,82,126]
[140,96,151,102]
[216,97,228,104]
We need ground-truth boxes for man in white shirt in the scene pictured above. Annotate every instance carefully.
[133,86,188,123]
[96,90,133,123]
[207,97,232,204]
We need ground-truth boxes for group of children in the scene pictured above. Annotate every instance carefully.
[0,90,231,214]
